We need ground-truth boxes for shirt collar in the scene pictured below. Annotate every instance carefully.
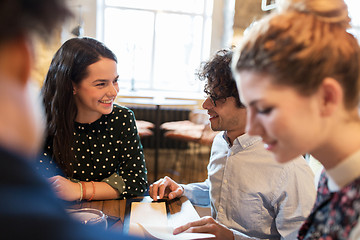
[222,131,262,149]
[326,149,360,191]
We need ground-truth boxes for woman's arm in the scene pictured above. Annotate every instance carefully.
[81,180,119,200]
[103,107,148,198]
[49,175,120,201]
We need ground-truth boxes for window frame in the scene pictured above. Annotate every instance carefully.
[96,0,214,94]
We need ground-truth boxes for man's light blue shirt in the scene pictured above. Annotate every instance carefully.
[182,132,316,240]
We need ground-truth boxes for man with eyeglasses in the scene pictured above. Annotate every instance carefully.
[150,49,316,240]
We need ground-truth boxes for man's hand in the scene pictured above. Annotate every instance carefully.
[48,175,81,201]
[173,216,234,240]
[149,176,184,201]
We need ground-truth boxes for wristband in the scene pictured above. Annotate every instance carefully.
[88,181,95,201]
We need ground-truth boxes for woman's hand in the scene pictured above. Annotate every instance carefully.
[173,216,234,240]
[48,175,81,201]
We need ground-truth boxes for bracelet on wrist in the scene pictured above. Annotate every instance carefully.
[80,181,86,200]
[78,181,83,201]
[88,181,95,201]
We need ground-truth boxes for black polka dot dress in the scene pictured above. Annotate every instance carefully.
[38,104,148,198]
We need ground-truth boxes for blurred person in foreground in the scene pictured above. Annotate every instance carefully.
[150,49,316,240]
[0,0,142,239]
[232,0,360,238]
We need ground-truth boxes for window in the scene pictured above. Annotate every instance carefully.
[97,0,213,94]
[259,1,360,40]
[345,0,360,40]
[261,0,276,11]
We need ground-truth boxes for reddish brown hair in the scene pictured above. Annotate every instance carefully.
[234,0,360,109]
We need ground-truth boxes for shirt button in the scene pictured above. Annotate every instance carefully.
[219,207,223,212]
[224,180,228,184]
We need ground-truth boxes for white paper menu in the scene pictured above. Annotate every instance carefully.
[128,201,168,237]
[128,201,214,239]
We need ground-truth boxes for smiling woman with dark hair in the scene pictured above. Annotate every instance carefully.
[38,37,148,202]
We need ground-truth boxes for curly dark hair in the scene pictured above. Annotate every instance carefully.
[197,49,245,108]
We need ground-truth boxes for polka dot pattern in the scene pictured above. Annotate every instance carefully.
[38,104,148,198]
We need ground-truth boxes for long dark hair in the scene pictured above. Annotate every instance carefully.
[41,37,117,176]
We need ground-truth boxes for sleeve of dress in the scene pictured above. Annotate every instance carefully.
[101,107,148,198]
[181,179,211,207]
[35,137,64,178]
[273,156,317,240]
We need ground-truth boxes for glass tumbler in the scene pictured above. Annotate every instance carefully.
[68,208,108,230]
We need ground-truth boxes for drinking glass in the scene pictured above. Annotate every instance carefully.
[68,208,108,230]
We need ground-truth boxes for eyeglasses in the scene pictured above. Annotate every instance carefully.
[207,94,227,107]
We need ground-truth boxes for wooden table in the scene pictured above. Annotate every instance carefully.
[68,196,201,232]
